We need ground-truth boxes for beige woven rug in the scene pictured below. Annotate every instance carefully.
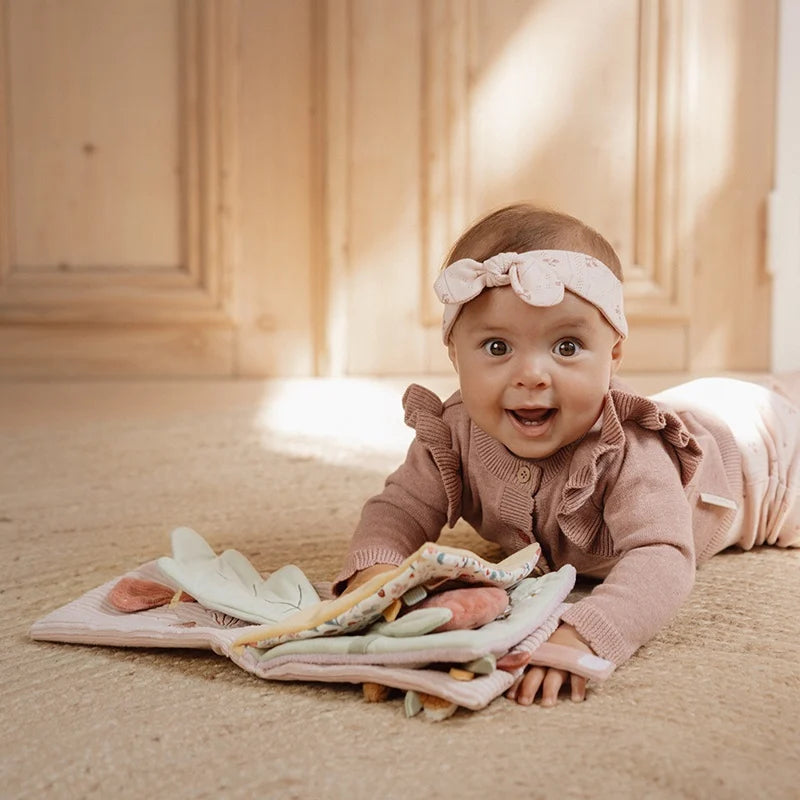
[2,376,799,800]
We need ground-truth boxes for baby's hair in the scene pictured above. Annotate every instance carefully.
[444,204,623,280]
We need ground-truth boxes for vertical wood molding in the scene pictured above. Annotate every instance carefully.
[628,0,688,319]
[180,0,201,284]
[315,0,351,376]
[420,0,470,328]
[179,0,239,306]
[188,0,238,310]
[769,0,800,370]
[0,0,239,323]
[209,0,239,319]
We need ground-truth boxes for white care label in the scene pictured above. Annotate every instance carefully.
[699,492,738,510]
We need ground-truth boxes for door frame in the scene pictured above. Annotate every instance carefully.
[770,0,800,371]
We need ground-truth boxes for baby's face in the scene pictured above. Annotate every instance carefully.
[448,287,623,459]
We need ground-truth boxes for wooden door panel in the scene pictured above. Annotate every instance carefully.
[419,0,703,373]
[9,0,181,271]
[0,0,238,375]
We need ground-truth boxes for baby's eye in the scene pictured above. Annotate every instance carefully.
[554,339,581,357]
[482,339,510,357]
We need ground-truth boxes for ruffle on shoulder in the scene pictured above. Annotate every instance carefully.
[557,388,703,555]
[402,384,463,526]
[612,389,703,486]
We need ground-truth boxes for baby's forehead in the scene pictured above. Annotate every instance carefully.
[463,286,604,325]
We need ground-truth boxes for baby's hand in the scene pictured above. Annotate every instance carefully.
[506,623,595,707]
[342,563,396,594]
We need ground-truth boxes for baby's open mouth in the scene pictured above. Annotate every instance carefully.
[508,408,556,426]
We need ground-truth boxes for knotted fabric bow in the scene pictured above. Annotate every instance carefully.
[433,249,628,343]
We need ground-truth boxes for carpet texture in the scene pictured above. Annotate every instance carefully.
[2,376,799,800]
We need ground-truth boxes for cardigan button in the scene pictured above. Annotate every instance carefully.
[516,465,531,484]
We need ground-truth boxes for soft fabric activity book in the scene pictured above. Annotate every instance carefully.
[30,528,614,720]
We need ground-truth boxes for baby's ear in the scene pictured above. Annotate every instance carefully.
[447,340,459,373]
[610,337,624,374]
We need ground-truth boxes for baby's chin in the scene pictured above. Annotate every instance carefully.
[501,439,564,461]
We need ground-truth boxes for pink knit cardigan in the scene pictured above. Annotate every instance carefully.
[335,379,743,665]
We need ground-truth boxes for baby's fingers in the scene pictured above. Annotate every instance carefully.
[507,666,588,707]
[507,665,546,705]
[539,668,568,707]
[570,673,587,703]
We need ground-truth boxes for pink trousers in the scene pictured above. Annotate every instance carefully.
[651,377,800,551]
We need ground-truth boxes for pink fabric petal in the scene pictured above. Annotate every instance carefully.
[416,586,509,632]
[109,577,194,613]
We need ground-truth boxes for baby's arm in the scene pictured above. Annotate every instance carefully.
[561,429,697,665]
[334,435,451,593]
[510,430,698,705]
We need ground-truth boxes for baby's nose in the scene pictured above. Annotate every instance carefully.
[513,353,551,388]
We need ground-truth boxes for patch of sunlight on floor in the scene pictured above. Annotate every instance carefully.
[252,377,459,469]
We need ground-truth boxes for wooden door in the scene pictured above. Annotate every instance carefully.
[0,0,777,377]
[0,0,243,376]
[331,0,776,375]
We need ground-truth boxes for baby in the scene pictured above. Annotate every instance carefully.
[334,204,800,707]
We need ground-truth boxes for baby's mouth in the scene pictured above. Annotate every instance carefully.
[507,408,556,426]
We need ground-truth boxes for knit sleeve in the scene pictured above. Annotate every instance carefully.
[560,424,697,665]
[332,385,463,593]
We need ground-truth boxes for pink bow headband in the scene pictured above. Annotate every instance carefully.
[433,249,628,344]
